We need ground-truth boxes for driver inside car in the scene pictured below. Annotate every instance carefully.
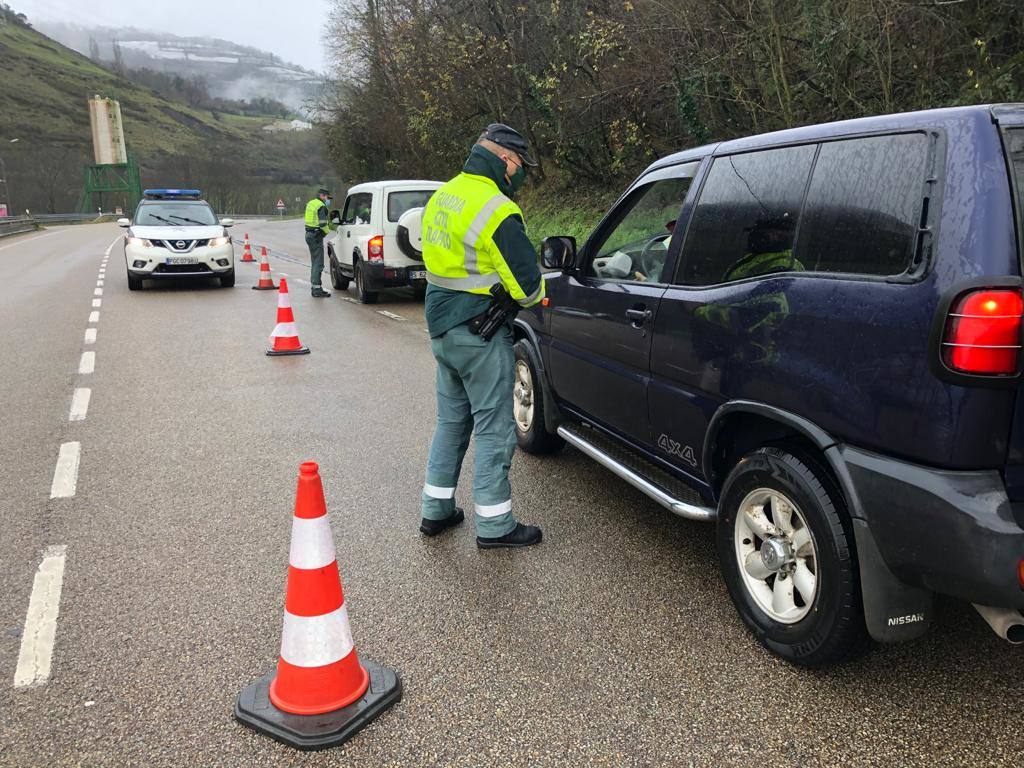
[633,219,676,282]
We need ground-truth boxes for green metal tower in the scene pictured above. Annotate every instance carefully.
[77,156,143,214]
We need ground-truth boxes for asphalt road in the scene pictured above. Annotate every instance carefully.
[1,221,1022,767]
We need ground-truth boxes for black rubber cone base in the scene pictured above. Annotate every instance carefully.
[252,284,278,290]
[234,660,402,751]
[266,346,310,356]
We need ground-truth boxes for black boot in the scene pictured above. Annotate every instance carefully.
[477,523,542,549]
[420,507,464,537]
[311,286,331,298]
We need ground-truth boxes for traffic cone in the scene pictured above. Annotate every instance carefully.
[267,278,309,356]
[234,462,402,750]
[240,233,255,263]
[252,246,277,290]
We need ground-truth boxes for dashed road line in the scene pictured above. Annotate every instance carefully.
[91,299,101,308]
[93,288,103,297]
[69,388,90,422]
[377,310,406,321]
[342,297,359,304]
[96,280,104,287]
[84,328,97,345]
[105,236,121,256]
[13,545,67,689]
[49,443,80,499]
[79,351,95,374]
[88,311,99,323]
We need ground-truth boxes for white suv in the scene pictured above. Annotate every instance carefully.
[119,189,235,290]
[326,180,442,303]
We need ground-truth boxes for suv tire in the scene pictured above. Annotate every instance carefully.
[127,271,143,291]
[513,339,564,455]
[716,446,869,667]
[329,247,350,290]
[354,259,378,304]
[220,269,235,288]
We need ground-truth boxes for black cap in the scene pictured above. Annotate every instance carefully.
[480,123,537,167]
[318,187,331,196]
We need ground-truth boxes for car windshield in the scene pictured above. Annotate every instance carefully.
[134,201,218,226]
[388,189,436,222]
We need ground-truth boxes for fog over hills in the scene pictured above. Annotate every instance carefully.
[36,21,321,113]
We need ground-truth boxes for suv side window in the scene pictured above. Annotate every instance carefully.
[588,174,694,284]
[795,133,928,276]
[677,145,816,286]
[341,193,373,225]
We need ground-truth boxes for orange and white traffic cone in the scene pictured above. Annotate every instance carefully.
[234,462,402,750]
[240,233,255,263]
[252,246,277,290]
[267,278,309,356]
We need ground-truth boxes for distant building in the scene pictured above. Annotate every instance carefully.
[261,119,313,133]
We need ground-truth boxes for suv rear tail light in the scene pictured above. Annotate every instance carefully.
[367,235,384,263]
[942,288,1023,375]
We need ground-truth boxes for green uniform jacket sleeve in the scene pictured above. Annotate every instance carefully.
[317,203,330,235]
[492,213,543,306]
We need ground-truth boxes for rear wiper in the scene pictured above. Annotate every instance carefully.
[169,215,207,225]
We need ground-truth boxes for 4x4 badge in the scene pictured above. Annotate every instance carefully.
[658,434,697,467]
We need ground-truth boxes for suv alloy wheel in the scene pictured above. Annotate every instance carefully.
[716,446,869,667]
[512,340,564,454]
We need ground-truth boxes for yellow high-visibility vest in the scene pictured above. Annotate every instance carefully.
[304,198,327,234]
[422,173,544,306]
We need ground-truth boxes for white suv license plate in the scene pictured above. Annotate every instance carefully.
[409,270,427,280]
[167,257,198,265]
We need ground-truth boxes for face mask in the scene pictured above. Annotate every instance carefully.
[508,164,526,196]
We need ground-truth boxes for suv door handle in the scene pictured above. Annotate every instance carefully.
[625,307,652,326]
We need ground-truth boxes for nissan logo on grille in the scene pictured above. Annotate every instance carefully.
[175,240,187,249]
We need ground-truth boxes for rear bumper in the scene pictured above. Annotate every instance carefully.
[361,262,427,291]
[841,445,1024,609]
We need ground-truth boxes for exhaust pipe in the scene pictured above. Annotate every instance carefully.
[973,603,1024,644]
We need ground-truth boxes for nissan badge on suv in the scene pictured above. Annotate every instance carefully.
[514,104,1024,666]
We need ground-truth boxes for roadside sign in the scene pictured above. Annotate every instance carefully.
[115,206,123,215]
[0,203,7,217]
[276,199,286,209]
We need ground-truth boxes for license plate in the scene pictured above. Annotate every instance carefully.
[166,257,198,265]
[409,270,427,280]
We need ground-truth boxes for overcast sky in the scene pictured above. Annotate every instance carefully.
[12,0,333,72]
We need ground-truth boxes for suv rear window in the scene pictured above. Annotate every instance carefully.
[342,193,373,225]
[1005,128,1024,240]
[678,144,815,286]
[795,133,927,276]
[388,190,435,222]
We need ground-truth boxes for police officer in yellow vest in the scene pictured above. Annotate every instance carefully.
[419,124,545,548]
[304,187,335,298]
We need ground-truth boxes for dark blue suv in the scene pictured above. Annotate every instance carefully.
[513,104,1024,666]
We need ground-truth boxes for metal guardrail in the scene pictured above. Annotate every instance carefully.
[0,216,37,238]
[31,213,101,223]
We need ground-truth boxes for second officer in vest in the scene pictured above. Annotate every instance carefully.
[419,124,545,548]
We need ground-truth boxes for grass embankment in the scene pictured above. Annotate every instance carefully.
[519,187,619,250]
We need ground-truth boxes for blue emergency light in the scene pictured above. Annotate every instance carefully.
[143,189,202,200]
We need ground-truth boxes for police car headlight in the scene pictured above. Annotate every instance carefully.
[207,236,230,247]
[126,236,152,248]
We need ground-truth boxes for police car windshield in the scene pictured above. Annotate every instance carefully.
[134,201,218,226]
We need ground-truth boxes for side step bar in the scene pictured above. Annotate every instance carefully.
[556,426,717,522]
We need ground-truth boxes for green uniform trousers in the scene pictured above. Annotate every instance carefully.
[305,231,325,287]
[422,323,518,538]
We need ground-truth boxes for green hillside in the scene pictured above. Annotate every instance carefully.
[0,8,336,213]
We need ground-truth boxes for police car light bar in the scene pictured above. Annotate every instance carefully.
[143,189,202,200]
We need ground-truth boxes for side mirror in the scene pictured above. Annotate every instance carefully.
[541,236,577,270]
[220,218,234,227]
[330,209,341,226]
[117,218,131,228]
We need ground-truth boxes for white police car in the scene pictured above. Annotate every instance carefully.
[118,189,235,290]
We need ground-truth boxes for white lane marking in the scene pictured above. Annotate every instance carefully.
[96,280,104,287]
[93,288,103,296]
[293,278,310,285]
[377,310,405,321]
[105,237,121,256]
[79,351,95,374]
[84,328,97,345]
[0,230,59,253]
[91,299,101,308]
[69,388,90,422]
[13,545,67,688]
[50,443,80,499]
[88,311,99,323]
[342,297,359,304]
